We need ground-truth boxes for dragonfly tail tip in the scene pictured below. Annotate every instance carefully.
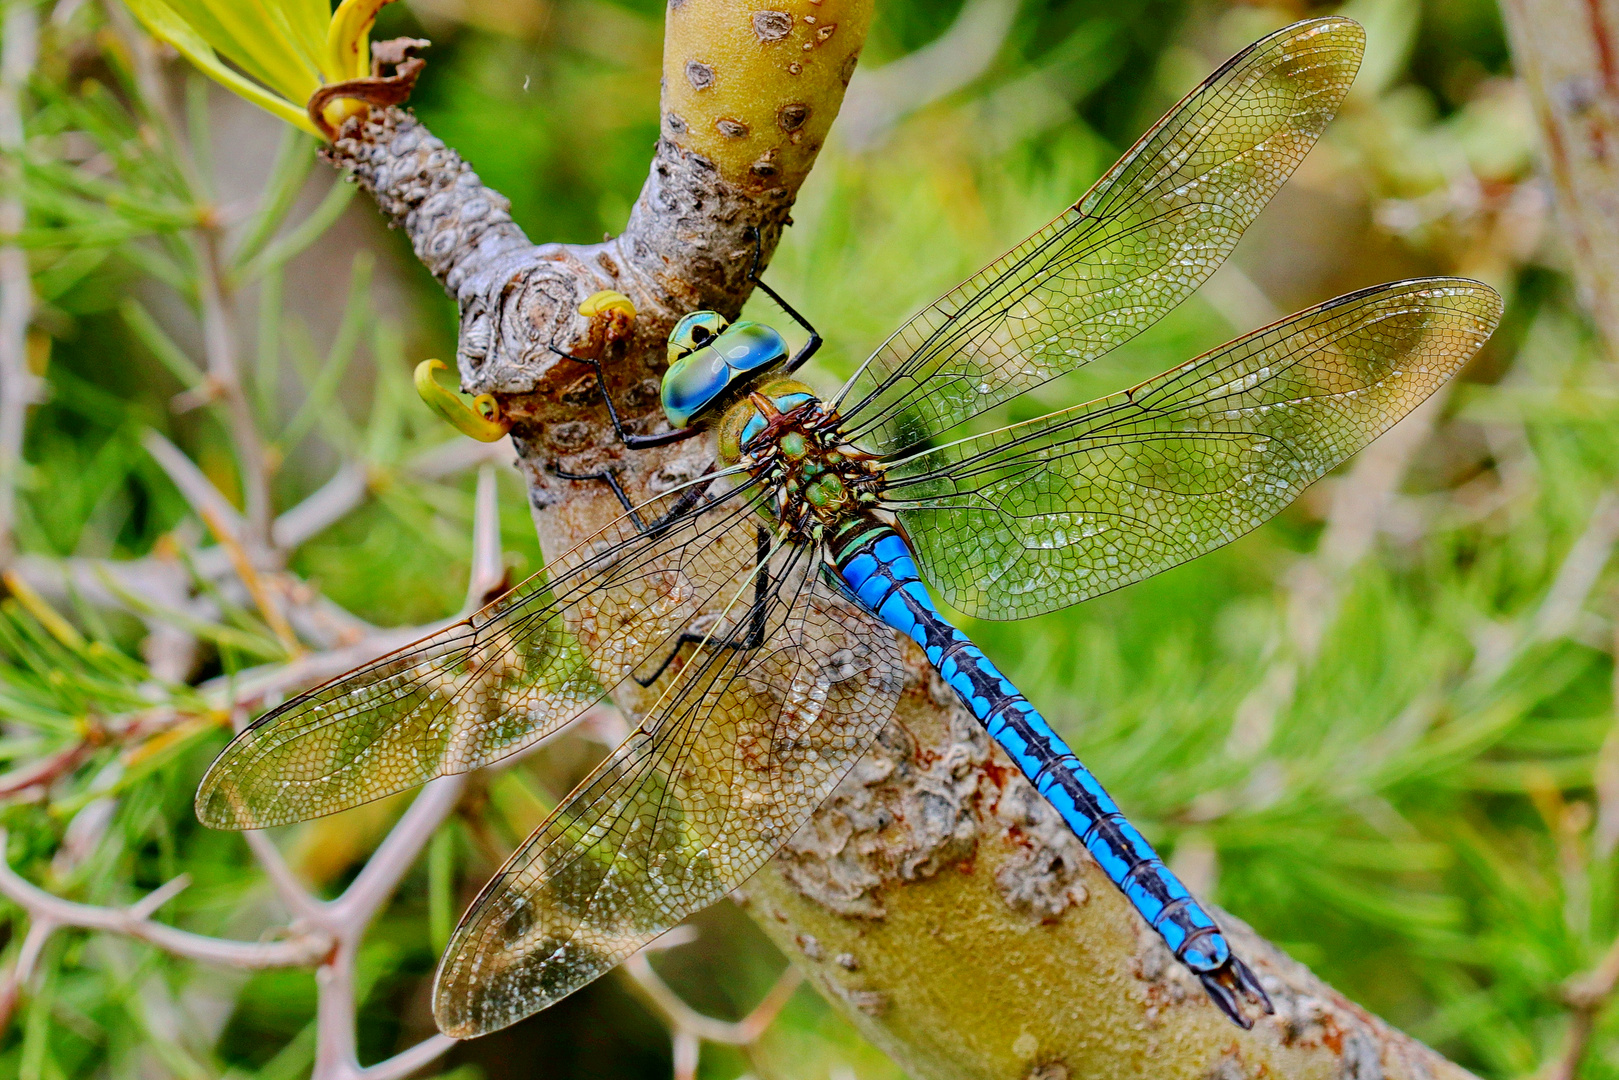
[1199,956,1272,1029]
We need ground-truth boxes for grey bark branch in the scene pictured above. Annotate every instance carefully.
[327,110,791,407]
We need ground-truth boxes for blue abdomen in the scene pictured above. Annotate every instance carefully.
[827,517,1234,975]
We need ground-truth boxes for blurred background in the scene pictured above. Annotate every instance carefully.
[9,0,1616,1076]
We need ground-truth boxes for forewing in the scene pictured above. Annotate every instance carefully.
[836,17,1364,455]
[880,279,1502,620]
[431,545,905,1037]
[195,475,770,829]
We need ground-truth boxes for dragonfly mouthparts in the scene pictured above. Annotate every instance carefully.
[1198,956,1274,1030]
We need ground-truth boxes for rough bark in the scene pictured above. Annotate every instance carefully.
[321,3,1478,1075]
[1498,0,1619,357]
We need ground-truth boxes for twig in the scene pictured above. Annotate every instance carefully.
[273,461,370,550]
[1498,0,1619,357]
[330,777,467,931]
[140,430,249,544]
[0,0,40,566]
[463,462,504,610]
[1539,931,1619,1080]
[0,741,94,800]
[838,0,1017,149]
[242,831,325,923]
[623,939,804,1079]
[406,437,515,480]
[198,500,300,652]
[1532,490,1619,642]
[355,1033,459,1080]
[0,918,56,1030]
[0,828,331,968]
[194,195,274,550]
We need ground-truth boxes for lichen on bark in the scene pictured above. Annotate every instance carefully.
[314,3,1482,1076]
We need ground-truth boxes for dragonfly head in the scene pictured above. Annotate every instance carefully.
[661,312,790,428]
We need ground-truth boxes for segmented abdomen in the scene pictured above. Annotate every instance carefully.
[827,517,1230,973]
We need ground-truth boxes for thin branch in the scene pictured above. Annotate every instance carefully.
[406,437,515,481]
[354,1034,458,1080]
[0,740,94,800]
[273,461,370,550]
[242,831,325,924]
[0,0,40,566]
[195,200,273,549]
[0,829,331,968]
[0,918,57,1030]
[196,500,300,652]
[1532,490,1619,642]
[1537,931,1619,1080]
[623,946,804,1046]
[331,776,467,930]
[463,462,503,611]
[837,0,1017,149]
[140,429,249,544]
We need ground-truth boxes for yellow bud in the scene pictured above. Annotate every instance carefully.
[578,290,637,320]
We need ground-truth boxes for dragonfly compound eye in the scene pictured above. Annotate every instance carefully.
[667,310,731,361]
[661,347,731,427]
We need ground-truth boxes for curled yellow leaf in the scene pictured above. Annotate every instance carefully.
[578,290,636,320]
[414,360,511,443]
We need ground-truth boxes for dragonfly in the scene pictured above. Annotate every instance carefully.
[196,16,1502,1038]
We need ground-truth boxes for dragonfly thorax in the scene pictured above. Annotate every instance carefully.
[716,379,880,542]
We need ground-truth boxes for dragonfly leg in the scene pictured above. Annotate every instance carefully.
[633,526,772,688]
[551,465,644,527]
[546,345,704,450]
[552,461,722,540]
[743,226,822,373]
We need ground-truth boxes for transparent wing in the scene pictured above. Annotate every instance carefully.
[880,279,1503,621]
[834,16,1364,456]
[195,473,774,829]
[432,543,904,1037]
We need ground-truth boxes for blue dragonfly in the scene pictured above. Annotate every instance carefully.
[195,17,1502,1037]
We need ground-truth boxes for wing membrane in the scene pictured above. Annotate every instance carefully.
[432,544,904,1037]
[195,474,772,829]
[835,17,1365,455]
[880,279,1503,620]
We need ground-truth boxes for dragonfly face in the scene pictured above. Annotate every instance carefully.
[660,311,789,426]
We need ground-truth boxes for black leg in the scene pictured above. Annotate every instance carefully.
[552,460,722,538]
[552,465,643,527]
[548,346,704,450]
[633,527,773,688]
[744,226,822,373]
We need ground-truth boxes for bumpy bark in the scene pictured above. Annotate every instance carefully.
[321,3,1478,1075]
